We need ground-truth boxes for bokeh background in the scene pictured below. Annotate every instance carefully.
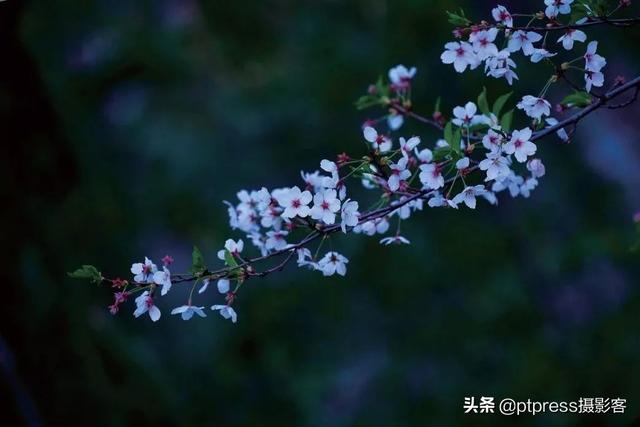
[2,0,640,426]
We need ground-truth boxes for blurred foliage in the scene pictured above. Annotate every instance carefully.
[2,0,640,426]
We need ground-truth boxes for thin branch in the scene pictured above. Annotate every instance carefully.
[534,74,640,140]
[480,17,640,33]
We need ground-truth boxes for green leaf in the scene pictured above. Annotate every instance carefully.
[492,92,512,116]
[561,91,592,108]
[477,87,490,115]
[451,128,462,155]
[443,121,453,144]
[500,110,514,132]
[68,265,102,284]
[433,96,442,114]
[189,245,206,275]
[446,8,471,27]
[223,249,238,268]
[433,146,451,162]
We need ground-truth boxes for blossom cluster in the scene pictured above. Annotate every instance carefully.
[69,0,640,324]
[441,1,606,98]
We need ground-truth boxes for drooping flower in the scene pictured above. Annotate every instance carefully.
[530,48,556,63]
[211,305,237,323]
[217,278,230,294]
[584,41,606,71]
[527,158,546,178]
[557,29,586,50]
[133,291,161,322]
[452,185,487,209]
[427,193,459,209]
[171,305,207,321]
[379,235,411,245]
[517,95,551,120]
[153,266,172,296]
[317,252,348,276]
[198,278,210,294]
[585,69,605,92]
[504,128,536,163]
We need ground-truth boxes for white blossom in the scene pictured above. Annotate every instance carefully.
[508,31,542,56]
[133,291,161,322]
[363,126,392,152]
[217,238,244,260]
[485,49,519,85]
[276,186,312,218]
[584,41,606,71]
[530,48,556,63]
[452,102,485,127]
[387,156,411,191]
[399,136,421,158]
[414,147,433,163]
[452,185,486,209]
[211,305,237,323]
[131,257,157,283]
[491,5,513,28]
[472,28,499,60]
[527,158,546,178]
[217,278,230,294]
[310,189,341,224]
[388,114,404,130]
[171,305,206,321]
[428,193,458,209]
[504,128,536,163]
[557,29,586,50]
[198,278,210,294]
[516,95,551,120]
[482,129,504,154]
[318,252,348,276]
[380,235,411,245]
[388,64,417,87]
[419,163,444,189]
[441,41,477,73]
[153,266,172,296]
[545,0,574,19]
[265,230,289,251]
[479,152,511,181]
[340,199,360,233]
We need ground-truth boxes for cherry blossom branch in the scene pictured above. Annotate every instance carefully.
[490,17,640,32]
[535,75,640,140]
[70,0,640,324]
